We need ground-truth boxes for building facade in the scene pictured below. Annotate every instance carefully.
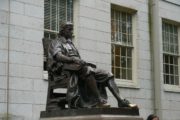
[0,0,180,120]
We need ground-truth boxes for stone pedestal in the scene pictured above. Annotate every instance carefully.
[40,108,143,120]
[40,115,143,120]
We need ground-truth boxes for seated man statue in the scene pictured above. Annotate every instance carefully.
[48,22,137,108]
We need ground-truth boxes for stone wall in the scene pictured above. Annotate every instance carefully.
[0,0,46,120]
[0,0,9,118]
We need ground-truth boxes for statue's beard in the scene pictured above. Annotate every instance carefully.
[60,30,73,39]
[64,34,72,39]
[65,35,72,39]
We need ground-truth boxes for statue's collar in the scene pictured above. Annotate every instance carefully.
[59,36,72,44]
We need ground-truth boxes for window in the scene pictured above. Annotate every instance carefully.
[43,0,73,75]
[111,8,133,81]
[162,21,179,86]
[44,0,73,39]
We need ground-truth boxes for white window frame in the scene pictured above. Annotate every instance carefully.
[111,5,138,88]
[162,19,180,92]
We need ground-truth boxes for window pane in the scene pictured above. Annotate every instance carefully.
[170,56,173,64]
[174,26,177,33]
[174,57,178,64]
[44,0,73,33]
[115,45,120,55]
[162,22,178,54]
[115,56,120,67]
[111,20,116,41]
[59,0,66,25]
[170,65,174,74]
[121,57,126,67]
[127,15,132,24]
[44,0,50,30]
[164,55,169,63]
[121,47,126,56]
[163,54,179,85]
[111,9,133,46]
[162,21,179,86]
[174,66,178,75]
[127,69,132,80]
[122,12,126,22]
[175,76,179,85]
[119,22,122,32]
[122,22,126,33]
[115,67,120,79]
[127,58,132,68]
[67,0,73,22]
[122,68,126,79]
[122,33,127,44]
[111,8,133,80]
[170,75,174,84]
[127,48,132,57]
[164,64,169,74]
[169,24,173,33]
[164,75,169,84]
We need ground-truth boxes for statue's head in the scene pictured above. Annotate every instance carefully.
[59,22,73,39]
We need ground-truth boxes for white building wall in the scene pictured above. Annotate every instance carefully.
[0,0,9,119]
[0,0,47,120]
[158,1,180,120]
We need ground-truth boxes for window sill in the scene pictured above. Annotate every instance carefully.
[164,84,180,93]
[115,79,140,89]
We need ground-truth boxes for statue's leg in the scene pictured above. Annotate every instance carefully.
[107,78,138,107]
[86,75,106,104]
[107,79,123,103]
[107,78,132,107]
[79,66,107,106]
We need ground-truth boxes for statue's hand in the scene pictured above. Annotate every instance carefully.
[72,57,86,65]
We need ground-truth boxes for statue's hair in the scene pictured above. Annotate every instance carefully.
[59,22,73,37]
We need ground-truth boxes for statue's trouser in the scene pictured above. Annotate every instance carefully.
[67,64,130,107]
[85,75,105,104]
[107,79,122,104]
[63,64,104,106]
[79,66,107,105]
[107,78,130,107]
[85,75,129,107]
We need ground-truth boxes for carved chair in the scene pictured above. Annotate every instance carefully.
[42,38,69,111]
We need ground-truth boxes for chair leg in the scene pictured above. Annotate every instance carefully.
[46,82,51,111]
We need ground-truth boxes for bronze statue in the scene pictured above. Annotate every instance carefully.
[47,22,137,109]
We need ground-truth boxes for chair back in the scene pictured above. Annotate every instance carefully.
[42,38,52,57]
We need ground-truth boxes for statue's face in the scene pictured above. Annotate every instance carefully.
[63,25,73,39]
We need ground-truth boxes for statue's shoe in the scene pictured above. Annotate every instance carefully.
[95,103,111,108]
[118,99,138,108]
[128,103,138,108]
